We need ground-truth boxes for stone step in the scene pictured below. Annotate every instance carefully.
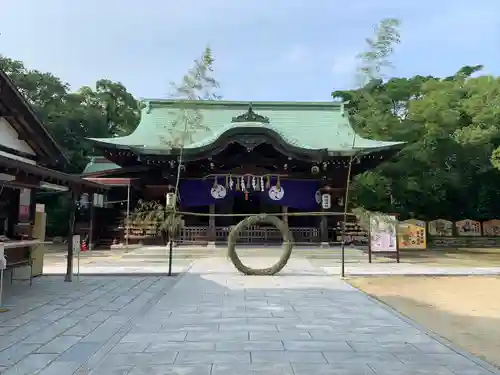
[121,248,366,260]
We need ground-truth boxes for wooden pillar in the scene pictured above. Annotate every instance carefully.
[320,205,329,247]
[208,204,216,247]
[89,196,95,251]
[65,189,78,282]
[282,206,288,224]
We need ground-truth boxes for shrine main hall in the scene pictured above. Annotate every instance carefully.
[81,99,403,247]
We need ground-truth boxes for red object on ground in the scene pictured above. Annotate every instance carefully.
[80,240,88,252]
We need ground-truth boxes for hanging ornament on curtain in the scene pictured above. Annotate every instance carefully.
[236,177,240,191]
[260,176,265,191]
[252,176,257,191]
[229,175,234,190]
[240,177,246,192]
[265,175,271,189]
[276,176,281,191]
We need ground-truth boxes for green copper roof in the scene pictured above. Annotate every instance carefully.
[82,157,120,174]
[88,100,404,155]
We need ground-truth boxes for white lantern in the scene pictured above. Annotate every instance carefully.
[166,193,176,208]
[79,193,89,207]
[321,194,331,209]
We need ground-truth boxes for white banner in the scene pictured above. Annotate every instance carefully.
[370,214,398,252]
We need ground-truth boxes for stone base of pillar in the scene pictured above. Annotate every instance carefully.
[206,241,216,249]
[320,242,329,248]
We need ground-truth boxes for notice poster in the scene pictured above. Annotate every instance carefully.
[398,219,427,250]
[370,214,397,252]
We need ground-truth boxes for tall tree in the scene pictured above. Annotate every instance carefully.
[164,46,222,147]
[333,18,403,224]
[78,79,141,136]
[0,55,142,236]
[356,18,402,85]
[336,63,500,220]
[0,55,141,170]
[0,55,68,107]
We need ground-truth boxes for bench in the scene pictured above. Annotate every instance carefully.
[4,247,33,286]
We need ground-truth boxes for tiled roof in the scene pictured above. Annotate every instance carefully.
[88,100,404,155]
[82,157,120,174]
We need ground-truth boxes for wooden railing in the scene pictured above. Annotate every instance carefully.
[99,218,366,246]
[180,226,208,244]
[180,226,320,244]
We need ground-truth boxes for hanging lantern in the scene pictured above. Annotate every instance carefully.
[260,176,265,191]
[225,175,229,188]
[276,176,281,191]
[229,176,234,190]
[240,178,246,192]
[166,192,176,208]
[265,175,271,189]
[322,194,331,209]
[251,176,257,190]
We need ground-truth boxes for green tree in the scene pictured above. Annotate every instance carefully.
[334,17,500,223]
[0,55,140,170]
[339,66,500,221]
[165,46,222,147]
[0,55,141,236]
[356,18,402,85]
[78,79,141,136]
[333,18,403,227]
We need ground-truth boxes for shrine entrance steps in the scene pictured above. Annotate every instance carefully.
[119,245,366,261]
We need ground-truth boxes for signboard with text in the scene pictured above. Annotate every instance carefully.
[370,214,398,252]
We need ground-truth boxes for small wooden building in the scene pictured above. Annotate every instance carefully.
[0,69,107,282]
[83,100,404,246]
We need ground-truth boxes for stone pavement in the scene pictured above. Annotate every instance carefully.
[0,276,178,374]
[42,253,193,275]
[0,258,499,374]
[43,244,500,276]
[321,263,500,276]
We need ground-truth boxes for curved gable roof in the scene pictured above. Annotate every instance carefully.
[88,100,404,156]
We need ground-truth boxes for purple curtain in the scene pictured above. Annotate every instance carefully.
[179,180,226,207]
[180,178,320,210]
[261,179,319,210]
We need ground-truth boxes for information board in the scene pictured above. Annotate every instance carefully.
[370,214,397,252]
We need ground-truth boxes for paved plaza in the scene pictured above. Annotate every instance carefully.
[0,258,499,374]
[42,245,500,276]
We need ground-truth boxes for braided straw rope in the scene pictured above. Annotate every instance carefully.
[227,214,293,275]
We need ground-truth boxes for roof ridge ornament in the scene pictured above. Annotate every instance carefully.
[231,104,270,124]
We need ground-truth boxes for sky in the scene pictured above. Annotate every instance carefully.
[2,0,499,102]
